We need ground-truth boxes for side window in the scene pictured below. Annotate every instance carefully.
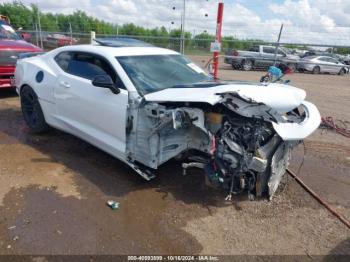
[328,58,338,64]
[54,52,72,72]
[249,46,259,52]
[67,53,111,80]
[262,47,275,54]
[64,52,125,89]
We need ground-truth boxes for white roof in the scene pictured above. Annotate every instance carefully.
[52,44,179,58]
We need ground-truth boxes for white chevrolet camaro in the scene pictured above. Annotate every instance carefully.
[15,38,321,200]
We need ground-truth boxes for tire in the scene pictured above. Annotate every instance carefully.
[231,63,239,70]
[338,68,346,76]
[20,86,50,134]
[312,66,320,74]
[241,59,253,71]
[287,63,296,73]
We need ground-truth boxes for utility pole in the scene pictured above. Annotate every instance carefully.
[273,23,284,66]
[181,0,186,54]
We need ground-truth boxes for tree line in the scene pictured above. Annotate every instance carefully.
[0,1,268,50]
[1,1,349,54]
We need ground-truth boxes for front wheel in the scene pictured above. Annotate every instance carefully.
[287,63,296,73]
[21,86,50,134]
[241,60,253,71]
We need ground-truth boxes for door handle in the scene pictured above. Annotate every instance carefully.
[59,81,70,88]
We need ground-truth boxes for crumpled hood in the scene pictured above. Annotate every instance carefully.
[144,83,306,114]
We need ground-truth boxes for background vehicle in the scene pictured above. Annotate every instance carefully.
[224,45,300,72]
[0,15,42,89]
[43,33,78,49]
[297,56,348,75]
[15,39,321,200]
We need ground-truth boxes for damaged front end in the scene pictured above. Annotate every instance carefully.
[126,84,321,200]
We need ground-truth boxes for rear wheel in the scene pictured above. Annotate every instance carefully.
[231,63,239,70]
[312,66,320,74]
[241,60,253,71]
[21,86,50,134]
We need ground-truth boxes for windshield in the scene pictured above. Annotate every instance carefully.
[117,54,211,94]
[0,23,20,40]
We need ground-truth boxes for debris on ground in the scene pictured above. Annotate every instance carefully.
[320,116,350,138]
[107,200,120,210]
[12,236,19,241]
[8,226,16,230]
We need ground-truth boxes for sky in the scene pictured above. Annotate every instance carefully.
[1,0,350,45]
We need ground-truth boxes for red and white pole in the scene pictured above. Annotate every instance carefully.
[213,2,224,79]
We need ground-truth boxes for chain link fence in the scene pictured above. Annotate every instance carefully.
[18,29,350,59]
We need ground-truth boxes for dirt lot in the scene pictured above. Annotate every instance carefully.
[0,56,349,256]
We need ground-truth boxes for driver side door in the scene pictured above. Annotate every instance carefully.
[53,51,128,158]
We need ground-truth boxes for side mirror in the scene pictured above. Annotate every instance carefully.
[92,75,120,94]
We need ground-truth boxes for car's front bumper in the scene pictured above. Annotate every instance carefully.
[272,101,321,141]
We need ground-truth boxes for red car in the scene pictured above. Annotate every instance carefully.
[0,17,42,89]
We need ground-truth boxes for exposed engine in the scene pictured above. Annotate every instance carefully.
[203,111,288,200]
[127,100,296,200]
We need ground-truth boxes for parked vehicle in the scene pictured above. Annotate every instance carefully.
[0,15,42,89]
[15,38,321,200]
[224,45,300,72]
[301,50,349,64]
[43,33,77,49]
[341,55,350,65]
[297,56,348,75]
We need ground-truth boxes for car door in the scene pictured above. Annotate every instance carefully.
[261,46,277,68]
[53,51,128,158]
[248,46,263,67]
[326,58,341,73]
[316,57,329,73]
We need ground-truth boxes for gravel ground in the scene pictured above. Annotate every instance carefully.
[0,56,349,256]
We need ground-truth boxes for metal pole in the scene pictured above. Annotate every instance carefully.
[37,11,43,49]
[182,0,186,54]
[213,2,224,79]
[287,169,350,229]
[180,13,183,54]
[34,23,39,47]
[273,23,284,66]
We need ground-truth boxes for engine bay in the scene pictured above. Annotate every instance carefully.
[126,97,299,200]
